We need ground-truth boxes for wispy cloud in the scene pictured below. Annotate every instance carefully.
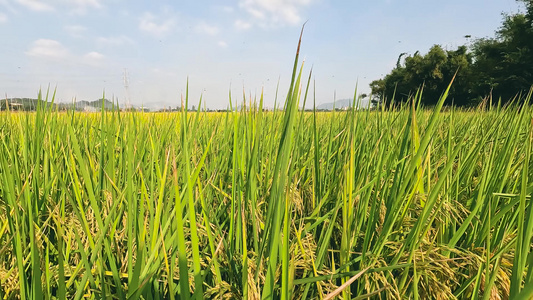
[84,51,104,60]
[69,0,101,9]
[139,12,176,37]
[0,12,7,23]
[97,35,135,46]
[26,39,106,68]
[195,21,220,36]
[0,0,17,13]
[68,0,102,15]
[238,0,312,28]
[16,0,54,12]
[13,0,102,14]
[218,41,228,48]
[82,51,105,66]
[26,39,70,59]
[64,25,87,38]
[234,19,252,30]
[221,6,234,13]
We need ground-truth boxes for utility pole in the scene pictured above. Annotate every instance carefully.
[123,68,131,110]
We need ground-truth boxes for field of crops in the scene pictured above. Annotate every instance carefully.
[1,44,533,299]
[1,91,533,299]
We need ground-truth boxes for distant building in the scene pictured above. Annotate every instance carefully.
[9,103,23,111]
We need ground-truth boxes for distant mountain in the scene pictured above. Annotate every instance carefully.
[58,99,116,111]
[1,98,56,111]
[1,98,117,111]
[315,98,371,110]
[316,99,353,110]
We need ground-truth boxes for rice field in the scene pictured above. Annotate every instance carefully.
[1,42,533,299]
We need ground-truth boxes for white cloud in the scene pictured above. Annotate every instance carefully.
[67,0,102,15]
[221,6,234,13]
[84,51,104,60]
[238,0,312,27]
[13,0,102,14]
[16,0,54,11]
[26,39,107,68]
[0,0,18,13]
[139,12,176,37]
[151,67,178,78]
[26,39,70,59]
[83,51,105,66]
[69,0,101,9]
[97,35,134,46]
[234,19,252,30]
[0,12,7,23]
[64,25,87,38]
[195,22,219,36]
[218,41,228,48]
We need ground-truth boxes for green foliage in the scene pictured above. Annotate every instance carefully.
[370,45,473,106]
[472,2,533,101]
[0,98,51,111]
[2,22,533,299]
[371,0,533,106]
[1,88,533,299]
[0,98,116,111]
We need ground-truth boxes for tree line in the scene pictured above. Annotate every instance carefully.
[370,0,533,106]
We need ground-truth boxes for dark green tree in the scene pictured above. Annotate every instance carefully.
[472,0,533,101]
[371,0,533,106]
[370,45,474,106]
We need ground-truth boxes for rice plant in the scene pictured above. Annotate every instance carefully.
[1,34,533,299]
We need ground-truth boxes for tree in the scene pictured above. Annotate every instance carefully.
[371,0,533,106]
[472,0,533,102]
[370,45,474,106]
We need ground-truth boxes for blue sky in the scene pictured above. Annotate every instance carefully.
[0,0,524,109]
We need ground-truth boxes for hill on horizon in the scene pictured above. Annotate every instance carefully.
[315,98,371,110]
[1,98,117,111]
[59,99,116,111]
